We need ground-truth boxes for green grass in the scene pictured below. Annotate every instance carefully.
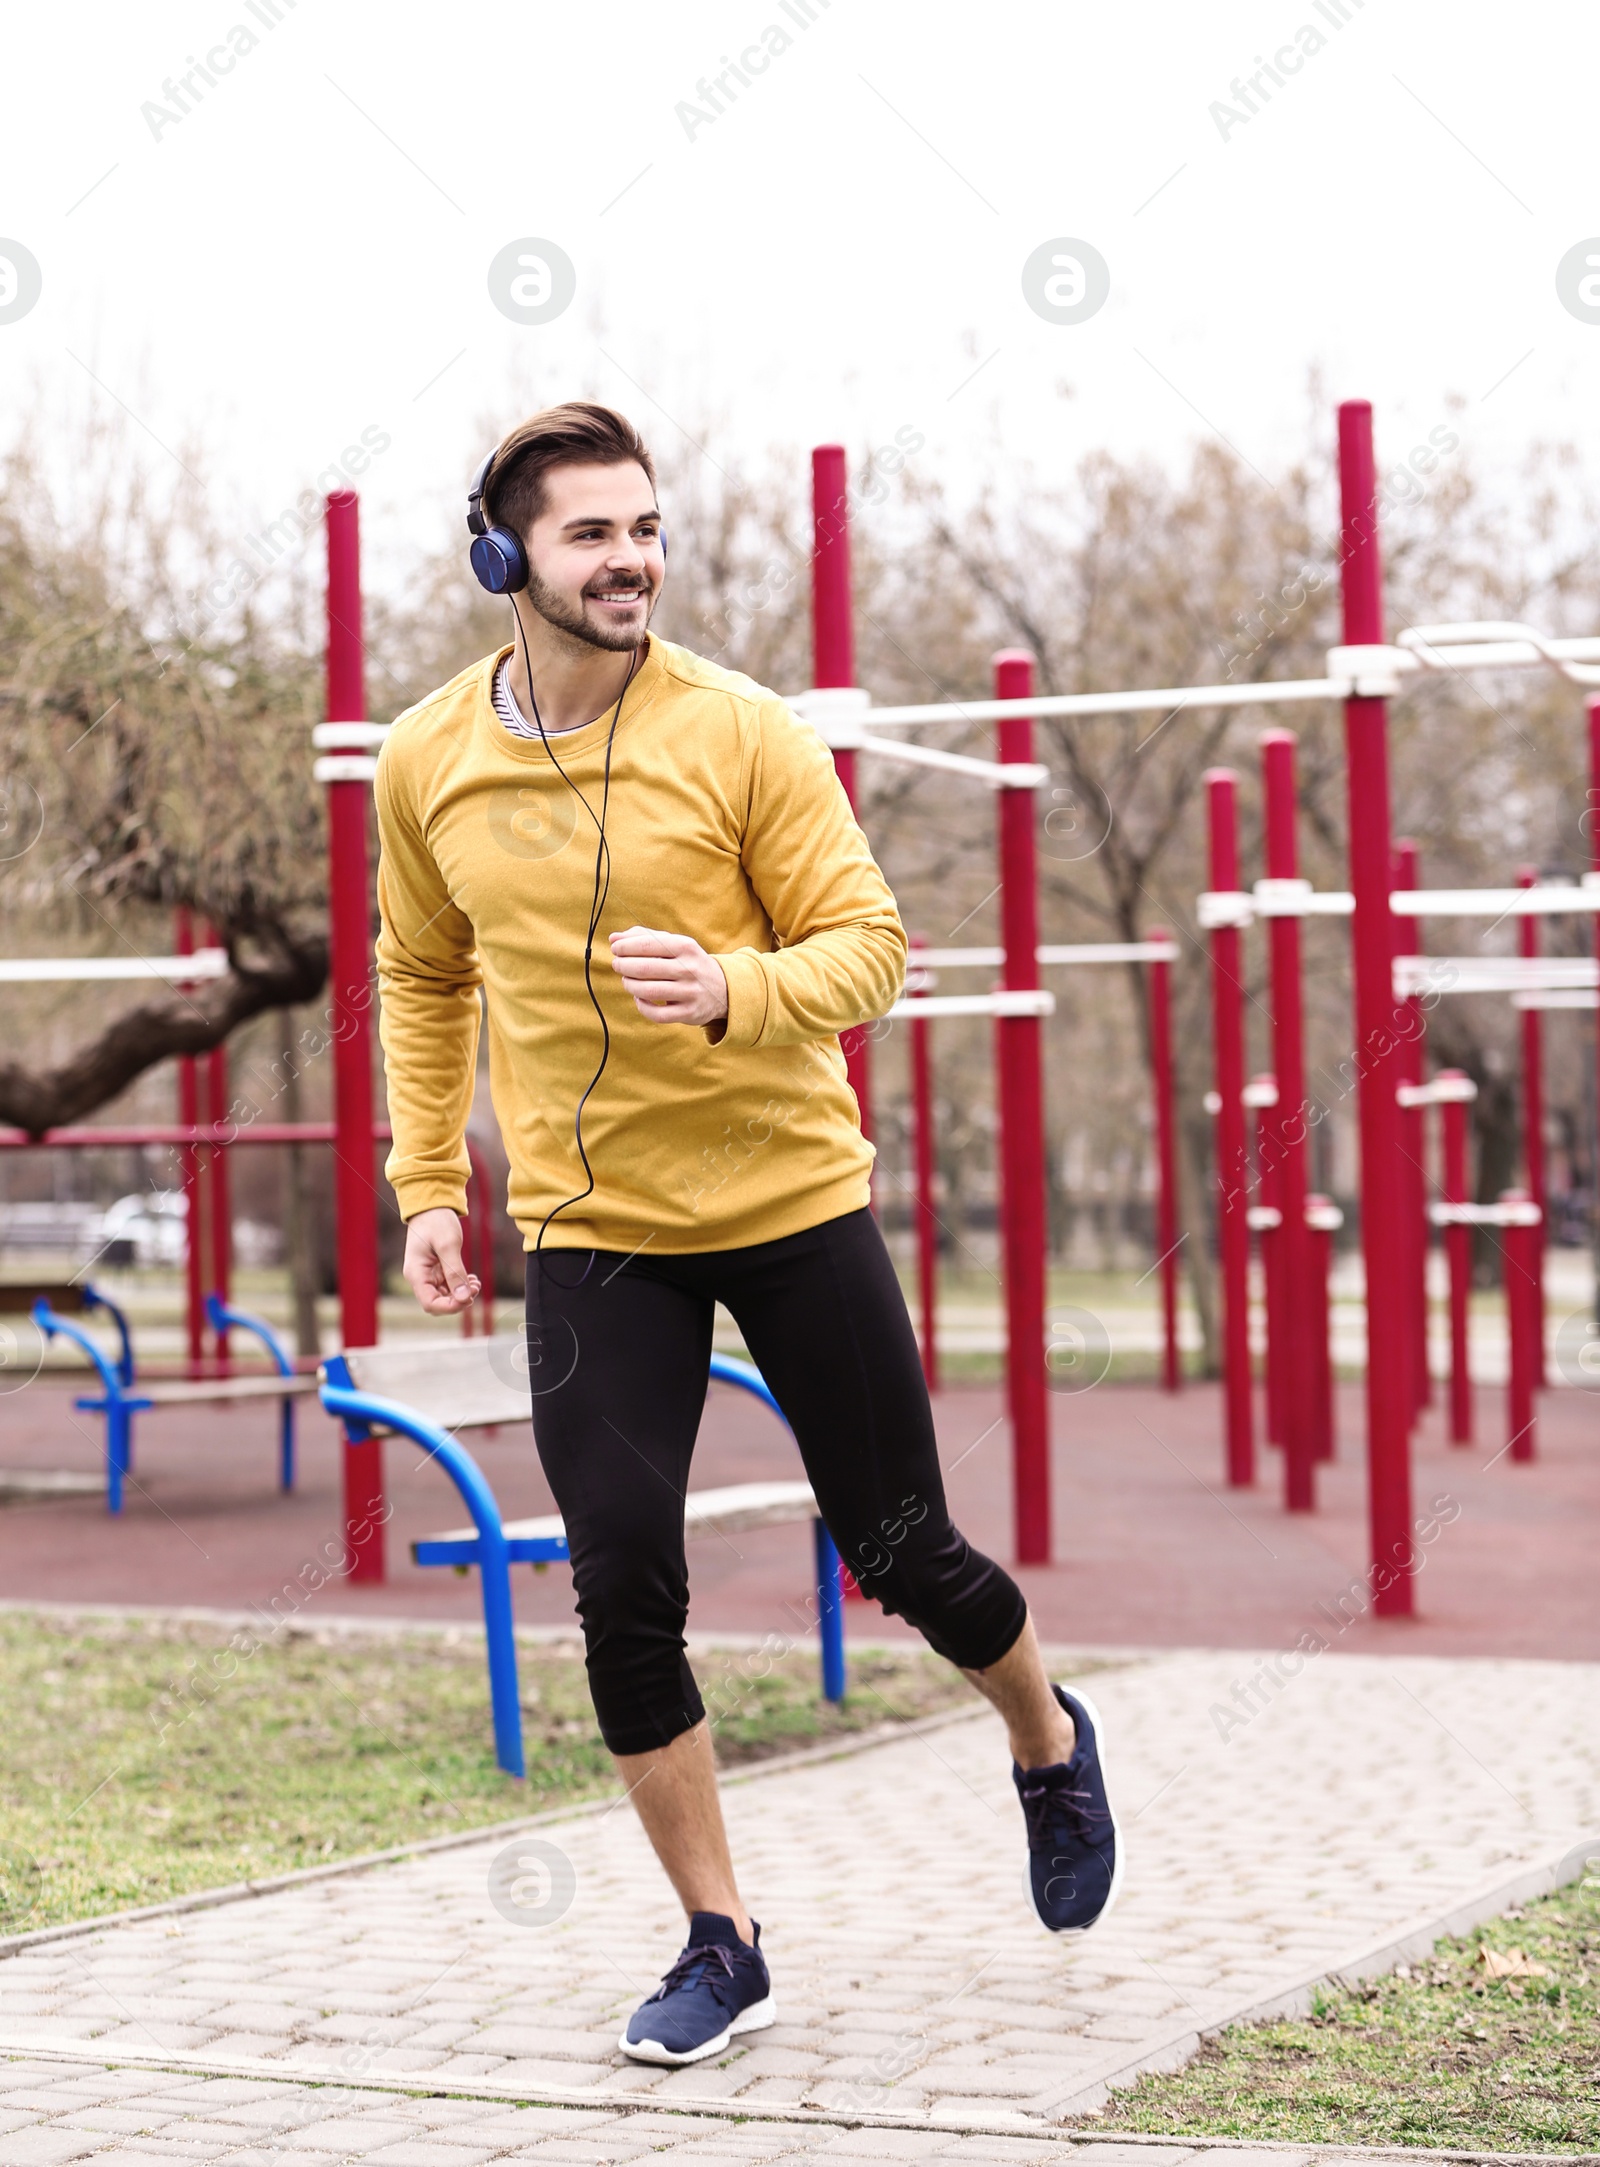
[0,1611,983,1935]
[1087,1872,1600,2153]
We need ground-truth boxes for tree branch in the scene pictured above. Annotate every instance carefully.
[0,932,329,1135]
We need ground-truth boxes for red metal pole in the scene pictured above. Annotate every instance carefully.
[1439,1074,1475,1446]
[910,939,940,1393]
[174,906,206,1376]
[1516,868,1549,1385]
[994,648,1050,1565]
[1251,1086,1286,1449]
[204,922,232,1374]
[1304,1194,1339,1461]
[326,490,384,1583]
[1338,400,1414,1615]
[1147,930,1181,1392]
[811,445,873,1150]
[1392,840,1430,1421]
[1502,1191,1538,1462]
[1206,770,1254,1486]
[205,1045,232,1370]
[1260,729,1316,1507]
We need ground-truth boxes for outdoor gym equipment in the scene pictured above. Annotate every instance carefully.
[27,1286,308,1512]
[320,1341,846,1777]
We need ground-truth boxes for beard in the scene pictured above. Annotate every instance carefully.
[524,566,656,653]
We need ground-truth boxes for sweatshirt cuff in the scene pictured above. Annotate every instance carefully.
[390,1177,470,1223]
[711,949,771,1049]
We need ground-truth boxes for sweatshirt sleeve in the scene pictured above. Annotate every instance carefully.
[712,700,906,1050]
[373,740,483,1221]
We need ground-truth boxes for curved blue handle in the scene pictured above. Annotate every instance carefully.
[79,1283,135,1388]
[319,1375,525,1778]
[206,1292,294,1379]
[32,1299,124,1400]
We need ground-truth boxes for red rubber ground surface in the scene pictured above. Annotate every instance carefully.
[2,1372,1595,1659]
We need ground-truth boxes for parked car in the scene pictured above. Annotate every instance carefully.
[97,1192,189,1268]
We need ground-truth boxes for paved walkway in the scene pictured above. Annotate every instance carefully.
[2,1651,1598,2162]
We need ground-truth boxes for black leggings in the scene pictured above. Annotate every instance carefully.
[524,1207,1027,1755]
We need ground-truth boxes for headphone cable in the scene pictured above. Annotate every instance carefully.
[519,623,641,1286]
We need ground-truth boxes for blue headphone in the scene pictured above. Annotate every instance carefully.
[466,448,665,593]
[466,450,529,594]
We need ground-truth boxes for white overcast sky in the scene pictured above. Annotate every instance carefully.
[4,0,1598,616]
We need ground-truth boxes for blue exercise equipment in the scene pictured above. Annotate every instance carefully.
[33,1288,304,1512]
[318,1347,847,1779]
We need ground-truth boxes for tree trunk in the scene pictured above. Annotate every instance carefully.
[278,1009,321,1361]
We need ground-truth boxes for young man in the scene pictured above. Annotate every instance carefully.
[375,401,1120,2067]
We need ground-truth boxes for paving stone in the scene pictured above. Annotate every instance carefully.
[502,2139,660,2162]
[359,2145,507,2166]
[3,2131,110,2165]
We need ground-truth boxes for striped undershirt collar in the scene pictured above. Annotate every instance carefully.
[491,650,648,743]
[490,654,541,741]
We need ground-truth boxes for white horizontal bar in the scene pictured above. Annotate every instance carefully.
[1392,885,1600,917]
[1253,879,1355,918]
[916,943,1170,969]
[793,621,1600,738]
[1395,956,1599,997]
[314,755,379,784]
[312,721,390,750]
[1513,989,1600,1010]
[857,678,1346,729]
[889,990,1055,1020]
[1197,890,1254,930]
[1396,623,1600,682]
[1246,1206,1282,1230]
[1041,941,1171,964]
[0,949,229,984]
[1430,1201,1542,1227]
[1399,1077,1479,1106]
[857,734,1048,789]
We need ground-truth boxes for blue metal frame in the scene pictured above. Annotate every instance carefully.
[33,1289,148,1514]
[33,1286,303,1512]
[320,1353,532,1779]
[205,1293,299,1490]
[319,1345,848,1780]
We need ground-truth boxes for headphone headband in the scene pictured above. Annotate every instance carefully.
[466,450,496,540]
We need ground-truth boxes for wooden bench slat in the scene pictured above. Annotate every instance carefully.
[0,1283,91,1315]
[415,1479,818,1558]
[338,1338,530,1430]
[138,1375,320,1405]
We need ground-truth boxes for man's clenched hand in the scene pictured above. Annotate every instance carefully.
[609,927,730,1029]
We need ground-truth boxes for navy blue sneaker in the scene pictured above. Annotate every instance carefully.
[1014,1684,1123,1935]
[619,1911,775,2066]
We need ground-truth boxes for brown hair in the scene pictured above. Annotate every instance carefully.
[484,401,656,540]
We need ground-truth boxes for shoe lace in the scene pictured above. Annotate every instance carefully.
[648,1942,739,2008]
[1019,1776,1101,1849]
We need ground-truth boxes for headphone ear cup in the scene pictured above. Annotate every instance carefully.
[469,526,529,594]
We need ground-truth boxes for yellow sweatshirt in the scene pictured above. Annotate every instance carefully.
[374,637,906,1253]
